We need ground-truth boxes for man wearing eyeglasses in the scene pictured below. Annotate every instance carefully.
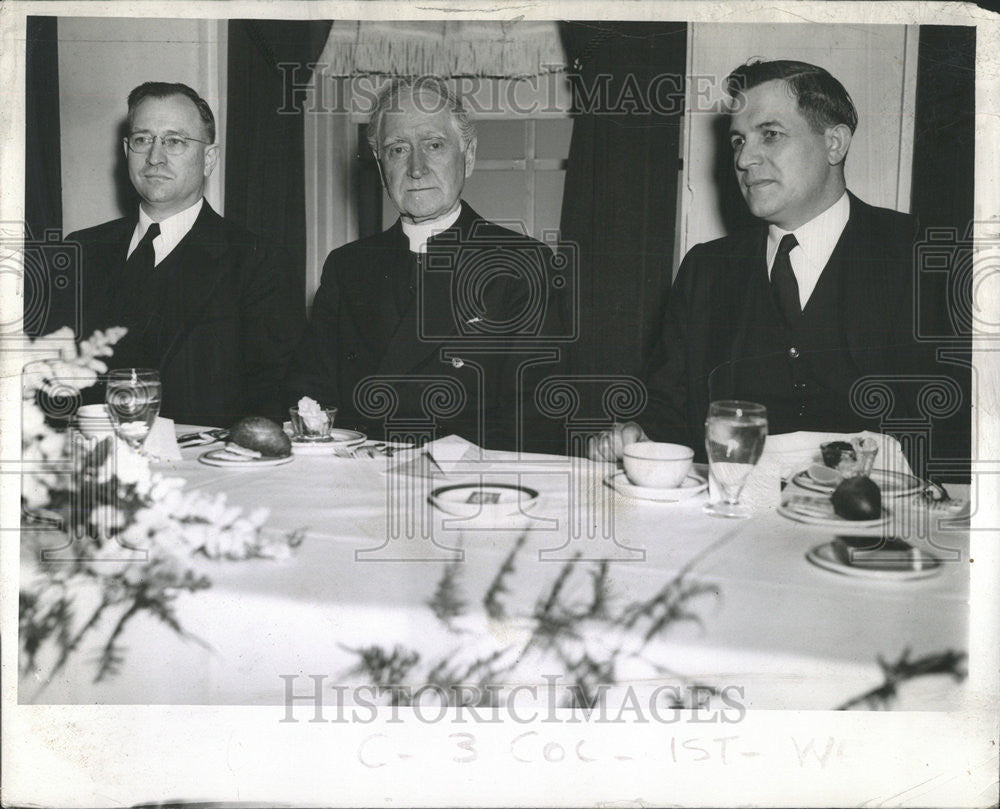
[63,82,302,426]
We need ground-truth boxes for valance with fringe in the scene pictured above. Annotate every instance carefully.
[318,20,567,78]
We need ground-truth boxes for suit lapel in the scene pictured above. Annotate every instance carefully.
[725,226,769,371]
[155,203,230,371]
[823,194,900,369]
[84,217,135,335]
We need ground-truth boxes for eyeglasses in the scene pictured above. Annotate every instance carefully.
[125,133,211,156]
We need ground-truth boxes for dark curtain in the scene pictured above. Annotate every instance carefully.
[911,26,975,242]
[25,16,61,240]
[225,20,332,316]
[557,22,687,393]
[24,16,65,337]
[910,25,975,479]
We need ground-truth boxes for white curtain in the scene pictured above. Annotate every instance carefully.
[318,20,567,78]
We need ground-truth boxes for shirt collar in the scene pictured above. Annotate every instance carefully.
[766,191,850,270]
[400,203,463,253]
[136,197,203,260]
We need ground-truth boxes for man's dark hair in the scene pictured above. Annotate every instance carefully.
[726,59,858,134]
[127,82,216,143]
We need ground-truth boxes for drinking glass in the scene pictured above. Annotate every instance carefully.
[105,369,161,451]
[703,400,768,518]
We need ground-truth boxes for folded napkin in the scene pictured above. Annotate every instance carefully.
[144,416,182,461]
[383,434,482,478]
[724,430,912,513]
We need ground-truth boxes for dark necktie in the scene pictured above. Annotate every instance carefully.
[114,222,162,349]
[771,233,800,324]
[127,222,160,277]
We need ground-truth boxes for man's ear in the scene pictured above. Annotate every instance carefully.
[463,136,477,178]
[203,143,220,178]
[826,123,852,166]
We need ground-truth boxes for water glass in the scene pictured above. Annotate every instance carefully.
[703,400,768,518]
[105,368,161,451]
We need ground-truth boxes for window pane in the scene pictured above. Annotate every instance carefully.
[535,119,573,159]
[474,120,525,159]
[462,171,531,234]
[534,171,565,239]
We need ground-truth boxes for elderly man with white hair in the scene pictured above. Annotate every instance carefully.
[288,77,563,451]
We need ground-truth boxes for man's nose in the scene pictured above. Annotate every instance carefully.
[146,137,167,165]
[734,141,760,171]
[407,149,426,178]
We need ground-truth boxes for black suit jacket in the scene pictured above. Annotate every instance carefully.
[64,202,303,426]
[287,202,564,451]
[641,193,940,450]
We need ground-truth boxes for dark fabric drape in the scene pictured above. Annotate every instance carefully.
[24,16,63,336]
[911,26,975,238]
[910,25,975,479]
[557,22,687,392]
[225,20,332,316]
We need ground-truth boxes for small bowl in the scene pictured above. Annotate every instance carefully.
[622,442,694,489]
[76,404,111,419]
[288,406,338,441]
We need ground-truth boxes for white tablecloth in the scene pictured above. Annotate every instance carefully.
[20,430,970,710]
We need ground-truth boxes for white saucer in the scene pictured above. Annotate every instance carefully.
[429,483,539,518]
[198,449,294,468]
[778,496,890,528]
[791,467,923,497]
[606,471,708,502]
[806,542,941,581]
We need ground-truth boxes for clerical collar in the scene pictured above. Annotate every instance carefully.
[401,205,462,253]
[130,198,204,265]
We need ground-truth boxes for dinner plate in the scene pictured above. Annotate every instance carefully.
[606,471,708,502]
[778,495,890,528]
[289,441,346,456]
[791,467,923,497]
[429,483,539,518]
[198,449,294,468]
[806,542,941,581]
[283,422,366,446]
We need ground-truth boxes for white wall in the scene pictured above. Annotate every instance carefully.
[58,18,226,234]
[678,23,918,268]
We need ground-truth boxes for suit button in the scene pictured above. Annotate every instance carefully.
[451,357,464,368]
[788,346,800,359]
[793,381,807,392]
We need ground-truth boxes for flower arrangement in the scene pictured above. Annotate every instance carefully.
[19,328,303,688]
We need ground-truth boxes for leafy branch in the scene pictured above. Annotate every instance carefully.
[836,648,967,710]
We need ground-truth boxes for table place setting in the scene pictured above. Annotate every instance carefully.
[18,338,971,710]
[605,441,709,503]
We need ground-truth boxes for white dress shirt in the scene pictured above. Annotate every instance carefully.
[401,204,462,253]
[127,198,204,266]
[766,192,850,310]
